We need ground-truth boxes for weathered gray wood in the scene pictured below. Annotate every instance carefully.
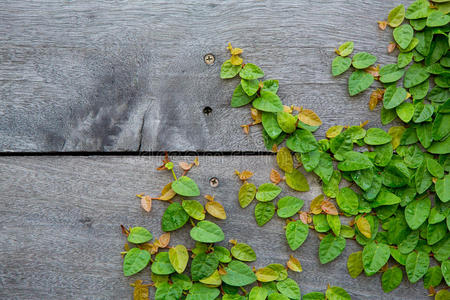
[0,0,414,152]
[0,155,430,299]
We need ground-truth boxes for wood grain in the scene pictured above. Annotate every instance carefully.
[0,155,430,299]
[0,0,414,152]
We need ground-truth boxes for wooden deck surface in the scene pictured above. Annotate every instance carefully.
[0,0,433,299]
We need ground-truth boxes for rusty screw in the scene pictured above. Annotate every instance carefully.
[209,177,219,187]
[204,53,215,65]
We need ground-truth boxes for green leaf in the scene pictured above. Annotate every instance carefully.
[379,64,405,83]
[436,290,450,300]
[388,4,405,27]
[405,0,433,19]
[412,102,434,123]
[337,151,373,171]
[391,247,408,265]
[426,10,450,27]
[383,86,407,109]
[364,128,392,145]
[428,136,450,154]
[417,122,434,148]
[409,78,429,100]
[414,161,432,194]
[277,112,297,134]
[327,214,341,236]
[123,248,151,276]
[436,175,450,202]
[427,221,447,245]
[191,252,219,281]
[266,264,288,281]
[373,143,393,167]
[313,152,333,184]
[238,182,256,208]
[241,79,259,96]
[162,202,190,232]
[256,183,282,202]
[172,176,200,197]
[410,18,427,30]
[405,251,429,283]
[171,273,191,290]
[348,70,374,96]
[347,251,363,278]
[231,84,255,107]
[253,91,284,112]
[301,150,321,172]
[381,107,397,125]
[286,129,319,153]
[155,282,183,300]
[362,242,390,276]
[213,246,232,264]
[442,260,450,286]
[313,214,331,233]
[190,221,225,243]
[262,79,279,93]
[432,113,450,141]
[325,286,351,300]
[231,243,256,262]
[319,234,346,264]
[277,196,304,218]
[381,267,403,293]
[221,60,242,79]
[186,283,220,300]
[405,197,431,229]
[396,102,414,123]
[416,29,434,57]
[255,202,275,226]
[393,24,414,49]
[330,131,353,161]
[323,170,341,198]
[239,63,264,80]
[404,63,430,88]
[169,245,189,274]
[399,231,419,254]
[262,112,283,139]
[332,56,351,76]
[352,52,377,69]
[268,293,289,300]
[337,41,354,57]
[249,286,268,300]
[302,292,325,300]
[285,220,309,251]
[127,227,153,244]
[182,200,205,221]
[285,169,309,192]
[336,187,359,215]
[152,252,176,275]
[423,266,443,289]
[398,51,413,68]
[221,260,257,287]
[276,278,301,300]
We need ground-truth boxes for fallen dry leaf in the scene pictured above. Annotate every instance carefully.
[270,169,281,184]
[321,200,338,215]
[377,21,387,30]
[140,195,152,212]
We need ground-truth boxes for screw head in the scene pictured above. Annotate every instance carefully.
[204,53,215,65]
[209,177,219,187]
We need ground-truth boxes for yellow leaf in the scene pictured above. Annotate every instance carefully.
[270,169,281,184]
[124,243,130,251]
[130,280,149,300]
[377,21,387,30]
[204,194,215,202]
[205,201,227,220]
[231,48,243,55]
[159,182,176,201]
[369,89,384,111]
[199,270,222,286]
[283,105,293,113]
[326,125,344,139]
[298,109,322,126]
[194,156,199,166]
[158,233,171,248]
[230,55,243,66]
[140,195,152,212]
[356,216,371,239]
[255,267,279,282]
[388,126,406,150]
[287,255,302,272]
[239,170,254,181]
[227,42,233,52]
[360,120,369,128]
[251,108,262,125]
[310,195,324,214]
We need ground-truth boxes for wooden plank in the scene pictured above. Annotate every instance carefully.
[0,0,413,152]
[0,155,430,299]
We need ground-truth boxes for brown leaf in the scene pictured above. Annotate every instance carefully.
[428,286,436,296]
[121,225,130,236]
[251,108,262,125]
[140,195,152,212]
[179,162,193,171]
[156,152,171,170]
[299,212,312,224]
[124,243,130,251]
[271,144,278,153]
[160,182,176,201]
[387,42,397,53]
[377,21,387,30]
[381,263,389,272]
[321,200,338,215]
[369,89,385,111]
[356,216,372,238]
[218,267,227,275]
[130,280,150,300]
[270,169,281,184]
[241,124,250,135]
[287,255,302,273]
[298,109,322,126]
[365,65,380,78]
[204,194,215,202]
[317,233,327,240]
[310,195,324,215]
[205,201,227,220]
[158,233,171,248]
[238,170,254,181]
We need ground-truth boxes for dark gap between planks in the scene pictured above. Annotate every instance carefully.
[0,151,275,157]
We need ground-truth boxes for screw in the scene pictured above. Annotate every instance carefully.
[209,177,219,187]
[204,53,215,65]
[203,106,212,115]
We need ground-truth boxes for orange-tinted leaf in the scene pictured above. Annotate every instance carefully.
[310,195,324,214]
[387,42,397,53]
[365,65,380,78]
[204,194,215,202]
[238,170,254,181]
[377,21,387,30]
[158,233,171,248]
[321,200,338,215]
[270,169,281,184]
[251,108,262,125]
[206,201,227,220]
[283,105,293,113]
[369,89,385,111]
[140,195,152,212]
[194,156,199,166]
[298,109,322,126]
[231,55,243,66]
[271,144,278,153]
[241,124,249,135]
[299,212,312,224]
[356,216,372,238]
[179,162,193,171]
[318,233,327,240]
[287,255,302,272]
